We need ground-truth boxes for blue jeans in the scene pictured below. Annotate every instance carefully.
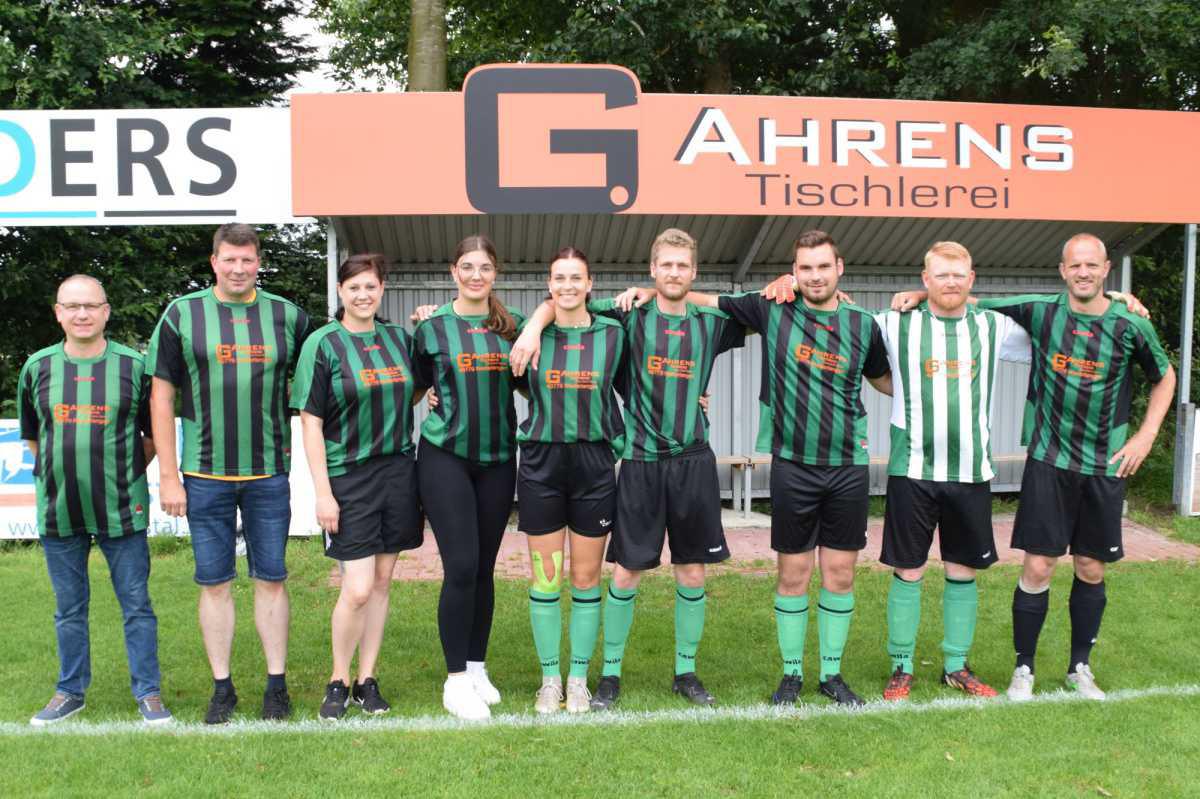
[41,532,160,701]
[185,474,291,585]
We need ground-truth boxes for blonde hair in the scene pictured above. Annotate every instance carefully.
[650,228,697,266]
[923,241,972,270]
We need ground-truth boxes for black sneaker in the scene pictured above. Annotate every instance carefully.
[320,680,350,720]
[204,687,238,725]
[352,678,391,715]
[672,672,716,706]
[262,685,292,721]
[818,674,865,707]
[771,674,803,705]
[589,676,621,711]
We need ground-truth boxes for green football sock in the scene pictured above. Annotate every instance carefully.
[601,585,637,678]
[887,574,923,674]
[774,593,809,678]
[817,588,855,680]
[529,589,561,678]
[942,577,978,673]
[674,584,707,676]
[568,585,602,679]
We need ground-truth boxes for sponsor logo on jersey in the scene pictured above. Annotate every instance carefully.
[663,328,686,337]
[73,375,95,382]
[544,369,599,390]
[923,357,977,379]
[812,322,835,332]
[456,352,509,373]
[646,354,694,379]
[1072,329,1095,337]
[1051,352,1106,380]
[362,344,382,352]
[231,317,251,325]
[794,343,847,374]
[215,343,273,365]
[561,343,585,351]
[465,327,489,334]
[53,403,109,425]
[358,366,408,386]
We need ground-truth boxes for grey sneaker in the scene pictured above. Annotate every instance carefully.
[1006,665,1035,702]
[1066,663,1106,701]
[138,695,174,725]
[30,692,85,726]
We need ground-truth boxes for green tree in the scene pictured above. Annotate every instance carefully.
[0,0,320,411]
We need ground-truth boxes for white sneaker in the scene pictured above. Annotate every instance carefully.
[1006,665,1035,702]
[466,661,501,705]
[565,677,591,714]
[1066,663,1106,700]
[534,677,563,715]
[443,674,490,720]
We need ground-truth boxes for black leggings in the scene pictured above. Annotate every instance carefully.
[418,438,516,673]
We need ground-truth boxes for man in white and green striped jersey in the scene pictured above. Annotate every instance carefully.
[875,241,1031,702]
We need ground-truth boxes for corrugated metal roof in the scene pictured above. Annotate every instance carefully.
[332,214,1147,272]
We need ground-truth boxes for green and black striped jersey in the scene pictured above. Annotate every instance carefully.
[592,298,745,462]
[718,293,888,466]
[413,304,527,464]
[517,316,626,451]
[979,294,1171,476]
[291,321,426,476]
[146,287,312,477]
[18,342,151,537]
[879,303,1031,483]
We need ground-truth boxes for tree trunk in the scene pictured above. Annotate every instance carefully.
[408,0,447,91]
[701,53,732,93]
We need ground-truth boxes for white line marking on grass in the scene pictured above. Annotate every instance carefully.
[3,683,1198,737]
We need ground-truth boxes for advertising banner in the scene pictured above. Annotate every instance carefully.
[0,419,319,539]
[0,108,300,226]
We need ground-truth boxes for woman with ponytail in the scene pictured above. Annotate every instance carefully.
[292,254,427,720]
[516,247,625,714]
[412,234,525,720]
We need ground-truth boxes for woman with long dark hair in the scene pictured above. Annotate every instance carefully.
[292,253,427,720]
[517,247,626,714]
[412,234,524,720]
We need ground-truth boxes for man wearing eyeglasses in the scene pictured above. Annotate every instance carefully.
[18,275,170,725]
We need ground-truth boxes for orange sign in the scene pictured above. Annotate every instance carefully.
[291,63,1200,223]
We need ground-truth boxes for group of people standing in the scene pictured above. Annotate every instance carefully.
[17,221,1173,726]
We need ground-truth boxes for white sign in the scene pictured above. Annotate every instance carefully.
[0,418,320,538]
[0,108,301,226]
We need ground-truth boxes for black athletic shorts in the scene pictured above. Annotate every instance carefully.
[1012,457,1126,562]
[517,440,617,537]
[881,476,997,570]
[607,446,729,570]
[770,458,869,554]
[326,453,423,561]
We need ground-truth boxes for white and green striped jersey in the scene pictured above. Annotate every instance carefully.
[877,304,1031,483]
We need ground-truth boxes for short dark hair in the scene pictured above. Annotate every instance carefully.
[212,224,260,257]
[793,230,841,263]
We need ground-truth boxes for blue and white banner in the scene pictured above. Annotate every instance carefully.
[0,419,320,538]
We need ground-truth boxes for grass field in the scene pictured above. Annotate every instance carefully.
[1,539,1197,797]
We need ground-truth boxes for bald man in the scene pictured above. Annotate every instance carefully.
[18,276,170,725]
[978,234,1175,701]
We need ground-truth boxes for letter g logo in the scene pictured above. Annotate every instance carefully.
[464,65,638,214]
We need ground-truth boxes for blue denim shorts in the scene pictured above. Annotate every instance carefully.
[185,474,291,585]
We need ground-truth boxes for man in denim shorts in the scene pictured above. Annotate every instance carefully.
[147,225,312,723]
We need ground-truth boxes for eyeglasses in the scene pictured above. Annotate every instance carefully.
[57,302,108,313]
